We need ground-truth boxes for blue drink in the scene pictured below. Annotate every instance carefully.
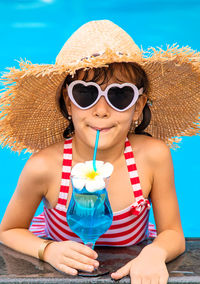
[67,184,113,246]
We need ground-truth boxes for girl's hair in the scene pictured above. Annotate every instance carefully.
[58,62,152,138]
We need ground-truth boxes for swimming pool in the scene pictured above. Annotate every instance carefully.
[0,0,200,237]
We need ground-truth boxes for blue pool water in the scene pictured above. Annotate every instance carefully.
[0,0,200,237]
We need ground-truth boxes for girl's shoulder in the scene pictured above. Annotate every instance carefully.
[128,134,172,166]
[26,139,65,185]
[31,139,65,161]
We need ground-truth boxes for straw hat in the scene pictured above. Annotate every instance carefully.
[0,20,200,153]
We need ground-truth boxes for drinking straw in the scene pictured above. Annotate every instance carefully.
[93,130,100,172]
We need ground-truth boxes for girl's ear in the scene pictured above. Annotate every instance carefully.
[63,88,72,116]
[132,94,148,122]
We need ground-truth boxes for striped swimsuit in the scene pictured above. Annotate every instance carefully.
[29,137,157,246]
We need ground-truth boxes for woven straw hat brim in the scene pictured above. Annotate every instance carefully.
[0,20,200,153]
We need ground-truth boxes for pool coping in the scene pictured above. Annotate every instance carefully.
[0,238,199,283]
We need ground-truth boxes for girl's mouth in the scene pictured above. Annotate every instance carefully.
[89,126,113,132]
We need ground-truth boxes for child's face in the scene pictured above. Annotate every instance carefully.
[63,65,147,150]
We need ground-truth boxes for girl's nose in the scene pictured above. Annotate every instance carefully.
[92,96,110,118]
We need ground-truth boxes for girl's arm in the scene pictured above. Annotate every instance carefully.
[0,154,49,257]
[0,153,98,275]
[146,138,185,260]
[111,138,185,283]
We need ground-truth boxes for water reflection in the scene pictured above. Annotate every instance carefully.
[15,0,54,10]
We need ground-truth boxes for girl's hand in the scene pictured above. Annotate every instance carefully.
[43,241,99,275]
[111,246,169,284]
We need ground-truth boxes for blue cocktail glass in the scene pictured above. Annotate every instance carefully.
[66,176,113,276]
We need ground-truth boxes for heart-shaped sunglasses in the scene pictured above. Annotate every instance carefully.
[66,80,143,112]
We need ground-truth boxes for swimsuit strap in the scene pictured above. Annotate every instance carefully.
[55,138,72,211]
[124,137,151,216]
[124,137,144,202]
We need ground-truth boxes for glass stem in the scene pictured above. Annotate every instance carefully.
[85,242,95,249]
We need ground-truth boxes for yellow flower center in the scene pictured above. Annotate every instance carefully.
[85,170,99,180]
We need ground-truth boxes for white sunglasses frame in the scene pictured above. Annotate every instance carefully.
[66,80,143,112]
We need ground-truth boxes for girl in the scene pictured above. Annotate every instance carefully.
[0,20,199,284]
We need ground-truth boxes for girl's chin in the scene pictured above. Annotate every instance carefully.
[85,129,114,149]
[88,135,111,146]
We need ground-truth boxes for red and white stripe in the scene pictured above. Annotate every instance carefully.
[29,137,157,244]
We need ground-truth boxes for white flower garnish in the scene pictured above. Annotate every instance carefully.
[71,160,114,192]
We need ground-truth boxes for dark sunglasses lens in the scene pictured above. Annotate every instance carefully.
[72,84,98,108]
[108,86,135,110]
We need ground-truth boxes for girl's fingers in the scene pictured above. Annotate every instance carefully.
[159,275,169,284]
[130,275,142,284]
[68,242,98,259]
[63,256,95,272]
[150,278,159,284]
[111,261,132,280]
[57,263,78,276]
[141,280,150,284]
[67,249,99,268]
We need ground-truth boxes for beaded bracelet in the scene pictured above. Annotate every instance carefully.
[38,240,54,261]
